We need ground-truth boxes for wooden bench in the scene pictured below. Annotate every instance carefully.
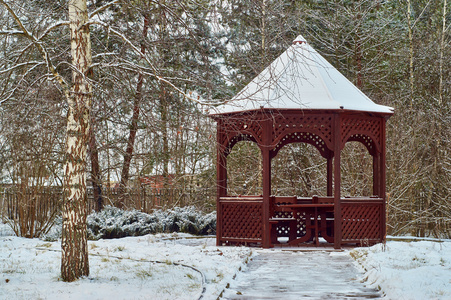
[269,196,298,244]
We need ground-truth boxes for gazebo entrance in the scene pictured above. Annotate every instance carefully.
[210,35,393,249]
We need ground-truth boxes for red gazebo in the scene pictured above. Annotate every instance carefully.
[210,35,394,249]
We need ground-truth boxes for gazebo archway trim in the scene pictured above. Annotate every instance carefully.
[270,112,334,151]
[270,131,332,159]
[217,112,266,149]
[224,134,259,157]
[217,110,385,159]
[345,134,378,156]
[341,115,382,152]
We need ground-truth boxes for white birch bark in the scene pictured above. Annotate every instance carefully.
[61,0,92,282]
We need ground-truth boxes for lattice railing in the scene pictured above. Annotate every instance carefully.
[341,198,384,243]
[219,197,263,244]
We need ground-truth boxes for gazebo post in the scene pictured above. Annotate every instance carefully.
[373,154,380,196]
[327,157,333,196]
[333,113,342,249]
[380,119,388,241]
[261,118,272,248]
[216,120,227,246]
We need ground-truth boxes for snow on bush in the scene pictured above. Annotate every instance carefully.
[87,206,216,240]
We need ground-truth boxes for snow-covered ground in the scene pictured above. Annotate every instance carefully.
[352,238,451,300]
[1,221,450,299]
[0,229,253,300]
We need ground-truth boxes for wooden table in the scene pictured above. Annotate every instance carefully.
[277,203,334,246]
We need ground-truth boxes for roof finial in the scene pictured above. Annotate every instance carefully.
[293,35,307,45]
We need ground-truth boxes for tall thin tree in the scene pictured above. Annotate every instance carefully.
[119,13,149,204]
[0,0,92,281]
[61,0,92,281]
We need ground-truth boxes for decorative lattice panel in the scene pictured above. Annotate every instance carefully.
[272,114,333,150]
[341,116,381,151]
[341,203,382,241]
[271,132,331,158]
[347,134,377,155]
[226,133,258,155]
[221,201,263,240]
[217,112,336,157]
[219,115,265,150]
[293,210,309,237]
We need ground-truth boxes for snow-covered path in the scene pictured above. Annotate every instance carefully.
[222,249,382,299]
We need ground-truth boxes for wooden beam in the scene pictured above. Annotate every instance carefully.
[333,113,342,249]
[373,153,380,196]
[261,117,272,248]
[327,156,333,196]
[380,118,387,242]
[216,119,227,246]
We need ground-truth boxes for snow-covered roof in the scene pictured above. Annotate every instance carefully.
[211,35,394,115]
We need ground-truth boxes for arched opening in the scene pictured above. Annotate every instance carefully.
[226,141,262,196]
[271,143,327,197]
[341,141,374,197]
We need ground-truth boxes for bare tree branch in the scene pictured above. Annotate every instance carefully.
[0,61,44,75]
[0,30,25,35]
[89,20,214,105]
[89,0,121,18]
[37,21,70,41]
[0,0,71,100]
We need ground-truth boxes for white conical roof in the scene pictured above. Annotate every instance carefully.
[211,35,394,115]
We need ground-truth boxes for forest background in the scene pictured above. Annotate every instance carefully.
[0,0,450,241]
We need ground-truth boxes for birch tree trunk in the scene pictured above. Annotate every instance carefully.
[61,0,92,282]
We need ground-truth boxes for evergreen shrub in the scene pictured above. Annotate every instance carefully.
[87,206,216,240]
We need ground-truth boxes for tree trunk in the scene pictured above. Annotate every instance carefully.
[438,0,447,106]
[354,12,363,89]
[160,87,170,193]
[407,0,415,107]
[118,15,149,208]
[61,0,92,282]
[89,117,102,212]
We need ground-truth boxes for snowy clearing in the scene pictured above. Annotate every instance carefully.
[1,222,450,300]
[0,233,252,300]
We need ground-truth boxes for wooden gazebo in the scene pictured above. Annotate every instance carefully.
[210,35,394,249]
